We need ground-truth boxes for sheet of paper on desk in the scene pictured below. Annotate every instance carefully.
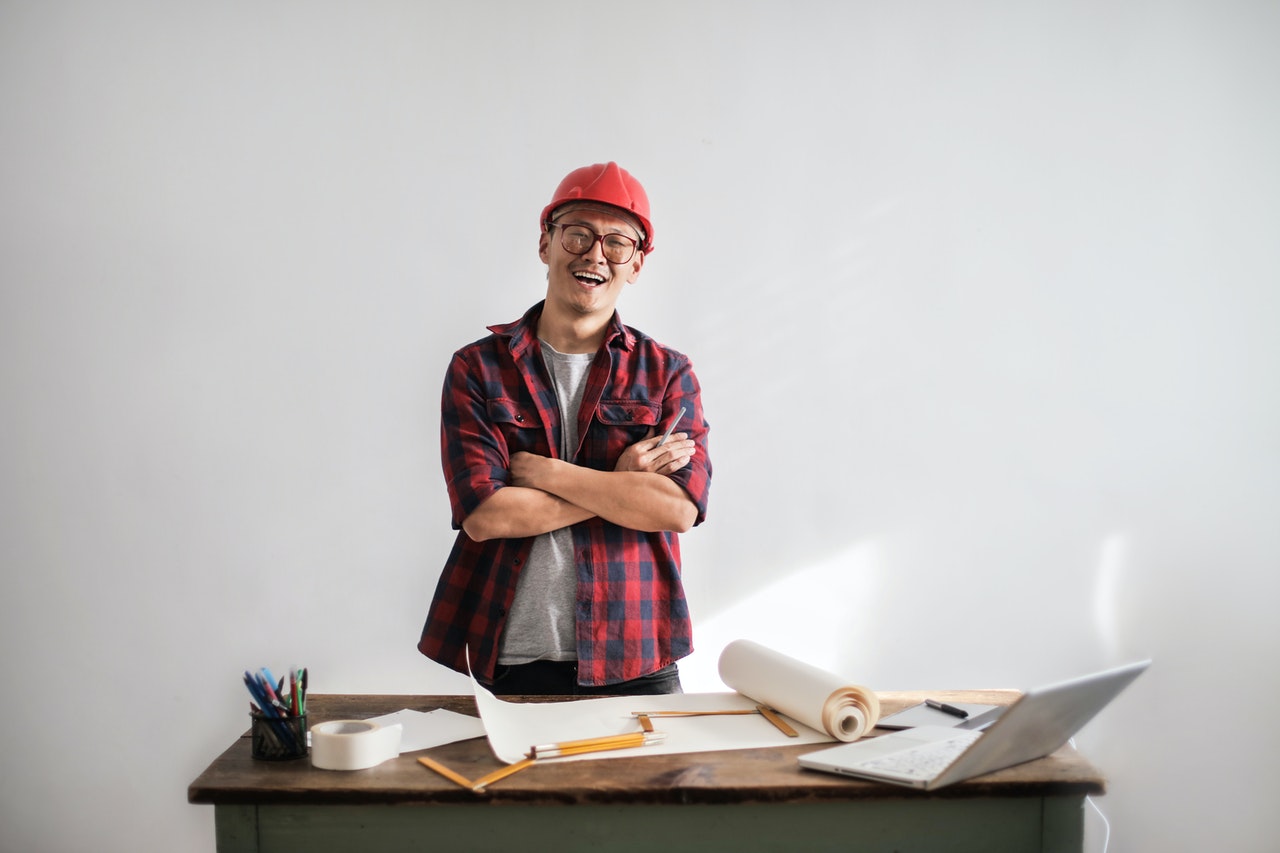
[365,708,487,754]
[469,640,881,765]
[473,684,834,765]
[875,702,1001,730]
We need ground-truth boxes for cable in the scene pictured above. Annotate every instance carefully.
[1070,738,1111,853]
[1087,795,1112,853]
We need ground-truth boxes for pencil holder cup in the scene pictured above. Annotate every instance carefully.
[250,712,309,761]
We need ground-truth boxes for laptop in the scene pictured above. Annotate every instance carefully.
[797,659,1150,790]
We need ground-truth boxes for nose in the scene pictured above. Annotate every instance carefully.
[581,235,608,263]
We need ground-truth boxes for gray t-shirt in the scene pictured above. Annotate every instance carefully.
[497,341,595,665]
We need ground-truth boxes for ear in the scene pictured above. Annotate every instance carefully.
[538,228,551,264]
[625,251,645,284]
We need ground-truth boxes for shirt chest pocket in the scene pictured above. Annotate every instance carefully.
[589,399,662,462]
[486,398,542,456]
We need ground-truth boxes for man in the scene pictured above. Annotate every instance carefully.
[418,162,712,696]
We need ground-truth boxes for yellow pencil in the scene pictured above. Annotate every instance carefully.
[471,758,535,791]
[417,756,475,790]
[463,731,668,792]
[629,710,758,718]
[529,731,666,759]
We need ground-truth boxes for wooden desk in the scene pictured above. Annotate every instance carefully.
[189,692,1107,853]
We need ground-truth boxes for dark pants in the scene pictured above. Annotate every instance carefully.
[487,661,683,697]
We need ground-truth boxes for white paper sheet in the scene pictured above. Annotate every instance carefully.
[364,708,487,754]
[471,640,878,765]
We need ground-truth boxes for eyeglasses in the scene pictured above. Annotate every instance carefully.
[548,221,641,264]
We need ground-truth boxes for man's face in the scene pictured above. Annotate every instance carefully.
[539,203,645,318]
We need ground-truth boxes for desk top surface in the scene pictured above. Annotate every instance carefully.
[188,691,1107,806]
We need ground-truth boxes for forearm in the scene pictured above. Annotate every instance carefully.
[460,428,700,541]
[461,485,595,542]
[518,457,697,533]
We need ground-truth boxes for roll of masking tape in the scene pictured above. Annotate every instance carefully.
[310,719,403,770]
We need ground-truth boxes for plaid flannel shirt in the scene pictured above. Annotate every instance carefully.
[418,302,712,686]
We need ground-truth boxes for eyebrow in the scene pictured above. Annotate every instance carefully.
[553,215,642,240]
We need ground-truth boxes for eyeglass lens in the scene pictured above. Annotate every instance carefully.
[558,225,637,264]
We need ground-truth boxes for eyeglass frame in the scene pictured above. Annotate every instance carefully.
[544,218,644,264]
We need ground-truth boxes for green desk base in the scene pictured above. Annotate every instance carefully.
[216,796,1085,853]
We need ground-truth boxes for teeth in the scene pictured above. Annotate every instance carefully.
[575,273,605,284]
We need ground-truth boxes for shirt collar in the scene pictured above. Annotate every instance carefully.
[489,301,635,357]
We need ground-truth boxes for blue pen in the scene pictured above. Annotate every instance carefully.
[244,673,291,749]
[246,670,298,749]
[258,669,290,715]
[243,671,274,715]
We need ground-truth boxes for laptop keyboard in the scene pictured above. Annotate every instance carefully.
[860,730,983,779]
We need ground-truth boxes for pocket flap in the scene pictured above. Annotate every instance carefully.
[596,400,661,427]
[486,398,535,427]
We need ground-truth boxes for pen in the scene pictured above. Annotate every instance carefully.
[657,406,687,446]
[245,672,299,749]
[257,671,291,717]
[925,699,969,719]
[243,672,278,717]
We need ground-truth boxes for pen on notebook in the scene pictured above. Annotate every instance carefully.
[657,406,688,446]
[925,699,969,719]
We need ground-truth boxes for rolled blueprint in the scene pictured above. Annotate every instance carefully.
[718,639,880,742]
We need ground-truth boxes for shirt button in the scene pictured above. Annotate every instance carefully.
[515,414,524,422]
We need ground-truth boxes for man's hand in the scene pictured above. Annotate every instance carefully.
[511,430,695,488]
[509,450,554,489]
[504,427,699,534]
[613,429,696,475]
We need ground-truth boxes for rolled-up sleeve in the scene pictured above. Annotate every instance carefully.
[662,356,712,526]
[440,350,509,529]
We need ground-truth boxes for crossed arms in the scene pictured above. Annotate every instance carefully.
[461,431,698,542]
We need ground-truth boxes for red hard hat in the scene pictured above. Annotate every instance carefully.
[540,162,654,254]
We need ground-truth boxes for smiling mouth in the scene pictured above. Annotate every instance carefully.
[573,271,607,288]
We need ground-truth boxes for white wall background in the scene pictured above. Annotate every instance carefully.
[2,2,1277,851]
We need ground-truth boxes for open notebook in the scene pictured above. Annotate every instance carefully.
[798,660,1149,790]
